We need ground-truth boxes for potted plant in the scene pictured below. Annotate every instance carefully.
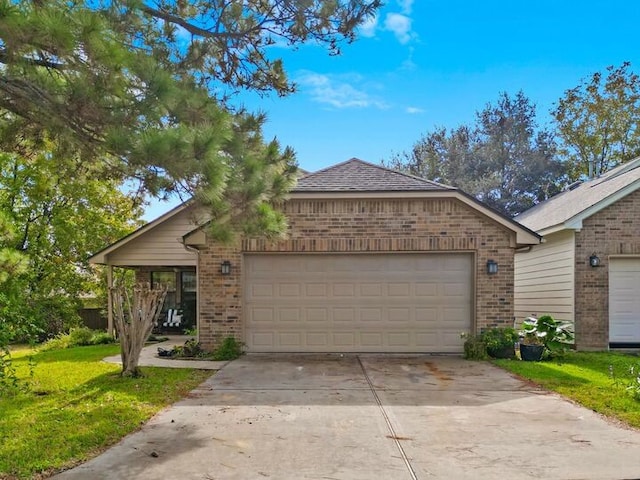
[519,315,574,361]
[481,327,519,359]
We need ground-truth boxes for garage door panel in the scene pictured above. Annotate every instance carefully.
[360,283,383,296]
[609,258,640,344]
[388,283,411,296]
[360,308,382,322]
[333,283,355,296]
[249,307,274,322]
[415,283,437,297]
[306,283,327,296]
[361,332,383,346]
[249,284,274,299]
[279,308,299,322]
[334,308,355,322]
[307,308,328,322]
[307,332,329,346]
[333,332,356,347]
[245,254,472,353]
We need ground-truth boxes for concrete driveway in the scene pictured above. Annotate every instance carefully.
[56,355,640,480]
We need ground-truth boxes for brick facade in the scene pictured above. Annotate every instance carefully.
[198,197,518,351]
[574,189,640,349]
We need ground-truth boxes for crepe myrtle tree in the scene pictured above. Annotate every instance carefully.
[111,283,167,377]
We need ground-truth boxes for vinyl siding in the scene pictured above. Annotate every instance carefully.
[514,230,575,324]
[106,207,198,266]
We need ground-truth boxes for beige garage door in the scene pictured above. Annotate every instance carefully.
[244,253,473,353]
[609,257,640,345]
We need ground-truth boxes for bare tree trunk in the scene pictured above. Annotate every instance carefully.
[111,282,167,377]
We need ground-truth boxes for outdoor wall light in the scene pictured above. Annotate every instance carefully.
[486,259,498,275]
[220,260,232,275]
[589,254,601,267]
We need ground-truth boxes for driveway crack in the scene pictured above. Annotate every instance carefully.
[356,356,418,480]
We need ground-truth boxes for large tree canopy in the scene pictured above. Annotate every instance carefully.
[0,132,142,338]
[553,62,640,179]
[0,0,380,237]
[387,92,567,217]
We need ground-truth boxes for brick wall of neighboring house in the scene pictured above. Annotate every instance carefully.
[197,197,517,351]
[574,189,640,350]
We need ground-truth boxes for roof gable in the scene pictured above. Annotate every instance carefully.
[294,158,454,192]
[516,157,640,233]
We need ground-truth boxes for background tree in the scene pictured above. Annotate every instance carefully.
[387,92,567,217]
[0,132,142,339]
[553,62,640,179]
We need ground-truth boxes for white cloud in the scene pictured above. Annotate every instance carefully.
[406,106,424,114]
[359,15,378,38]
[397,0,414,15]
[384,13,413,44]
[297,71,388,109]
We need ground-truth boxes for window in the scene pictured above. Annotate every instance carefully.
[151,271,176,291]
[181,271,197,293]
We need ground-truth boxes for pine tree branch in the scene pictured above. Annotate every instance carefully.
[0,48,64,70]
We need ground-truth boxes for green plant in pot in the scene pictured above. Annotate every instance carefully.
[481,327,519,359]
[520,315,574,361]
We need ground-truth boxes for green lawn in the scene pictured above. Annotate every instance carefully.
[494,351,640,429]
[0,345,212,479]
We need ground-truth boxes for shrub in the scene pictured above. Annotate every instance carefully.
[183,326,197,336]
[213,337,243,361]
[90,331,116,345]
[40,328,113,351]
[39,334,72,351]
[68,327,94,346]
[172,338,205,358]
[461,333,487,360]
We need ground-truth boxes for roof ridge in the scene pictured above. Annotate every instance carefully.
[302,157,455,190]
[591,156,640,186]
[356,158,456,190]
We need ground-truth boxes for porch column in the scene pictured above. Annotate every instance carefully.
[107,264,114,335]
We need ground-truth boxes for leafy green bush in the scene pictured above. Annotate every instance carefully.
[39,334,73,351]
[68,327,94,346]
[461,333,487,360]
[90,331,116,345]
[213,337,243,361]
[183,326,197,336]
[172,338,205,358]
[40,328,114,351]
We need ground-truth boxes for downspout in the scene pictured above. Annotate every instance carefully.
[182,241,200,344]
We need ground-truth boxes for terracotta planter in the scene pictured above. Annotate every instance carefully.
[519,343,544,361]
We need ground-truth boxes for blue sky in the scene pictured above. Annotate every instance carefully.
[144,0,640,220]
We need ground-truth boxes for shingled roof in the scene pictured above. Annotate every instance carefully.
[515,157,640,233]
[293,158,454,192]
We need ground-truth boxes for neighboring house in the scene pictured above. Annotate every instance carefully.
[90,158,539,353]
[514,157,640,350]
